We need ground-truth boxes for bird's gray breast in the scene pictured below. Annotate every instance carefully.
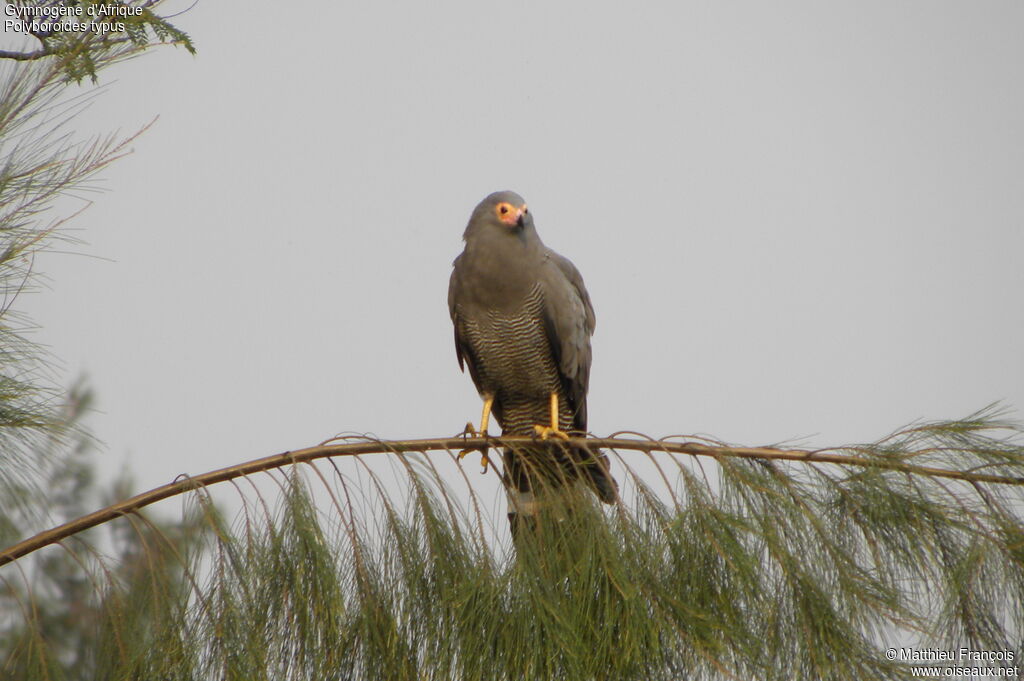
[457,283,563,431]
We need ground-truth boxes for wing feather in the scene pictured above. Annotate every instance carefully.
[540,250,596,432]
[448,258,480,387]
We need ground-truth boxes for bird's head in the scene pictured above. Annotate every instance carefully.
[464,190,534,240]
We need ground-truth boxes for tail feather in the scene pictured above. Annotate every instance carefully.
[501,444,616,499]
[501,442,618,533]
[583,447,618,503]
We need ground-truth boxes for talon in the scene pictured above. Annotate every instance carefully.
[457,395,494,472]
[533,424,570,440]
[533,392,570,440]
[458,445,491,473]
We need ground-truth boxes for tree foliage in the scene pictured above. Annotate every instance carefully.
[3,413,1023,680]
[0,384,206,680]
[1,3,198,678]
[0,0,192,514]
[1,1,193,81]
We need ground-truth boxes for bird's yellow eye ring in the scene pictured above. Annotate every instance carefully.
[495,202,517,224]
[495,201,527,225]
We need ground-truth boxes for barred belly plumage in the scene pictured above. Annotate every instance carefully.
[459,284,573,437]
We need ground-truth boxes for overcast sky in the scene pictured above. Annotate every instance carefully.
[9,1,1024,504]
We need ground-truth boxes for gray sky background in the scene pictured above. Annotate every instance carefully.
[9,1,1024,501]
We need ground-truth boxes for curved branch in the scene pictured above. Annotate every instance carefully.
[0,48,54,61]
[2,434,1022,567]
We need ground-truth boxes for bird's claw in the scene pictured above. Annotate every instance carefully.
[458,447,492,473]
[459,424,491,473]
[533,424,570,440]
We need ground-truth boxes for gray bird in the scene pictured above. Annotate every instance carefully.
[448,191,617,531]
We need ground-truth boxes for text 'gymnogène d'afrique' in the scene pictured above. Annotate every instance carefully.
[4,2,141,35]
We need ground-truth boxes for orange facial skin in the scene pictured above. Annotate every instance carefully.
[494,202,528,226]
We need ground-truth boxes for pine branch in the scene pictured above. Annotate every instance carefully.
[5,414,1021,680]
[4,427,1022,567]
[0,1,194,79]
[0,49,54,61]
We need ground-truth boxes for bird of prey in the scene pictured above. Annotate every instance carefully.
[448,191,617,532]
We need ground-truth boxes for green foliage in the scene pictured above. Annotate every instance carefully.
[0,53,133,513]
[1,7,198,677]
[4,412,1021,680]
[0,383,207,680]
[4,1,193,81]
[1,0,191,512]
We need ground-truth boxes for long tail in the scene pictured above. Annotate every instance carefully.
[502,442,618,535]
[582,446,618,504]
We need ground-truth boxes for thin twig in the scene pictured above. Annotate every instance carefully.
[2,434,1022,567]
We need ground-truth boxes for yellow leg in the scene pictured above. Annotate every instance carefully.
[533,392,570,440]
[479,395,493,434]
[459,395,494,472]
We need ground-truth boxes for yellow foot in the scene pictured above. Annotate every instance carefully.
[459,422,491,473]
[533,424,570,440]
[533,392,570,441]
